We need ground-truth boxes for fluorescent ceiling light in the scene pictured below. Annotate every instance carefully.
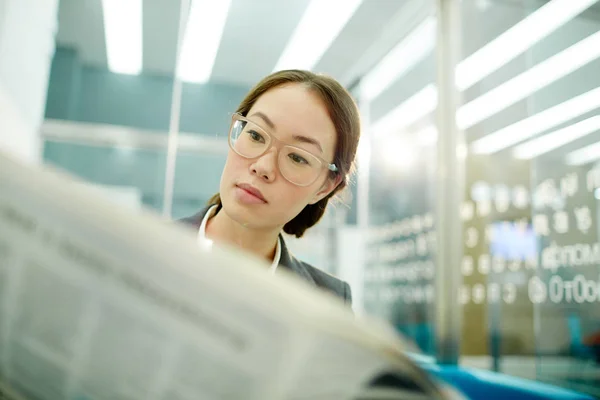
[381,137,417,171]
[371,85,437,136]
[178,0,232,83]
[456,0,597,91]
[417,125,438,146]
[566,138,600,165]
[274,0,363,71]
[361,17,436,101]
[471,86,600,154]
[513,116,600,159]
[458,30,600,129]
[372,0,596,135]
[102,0,143,75]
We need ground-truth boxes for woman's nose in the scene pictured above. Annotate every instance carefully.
[250,149,278,182]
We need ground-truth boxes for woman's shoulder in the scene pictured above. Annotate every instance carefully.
[278,238,352,306]
[296,260,353,306]
[177,208,353,307]
[177,206,212,229]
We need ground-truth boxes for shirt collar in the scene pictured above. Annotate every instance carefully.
[197,205,281,273]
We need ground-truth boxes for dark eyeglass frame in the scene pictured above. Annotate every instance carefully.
[228,113,339,187]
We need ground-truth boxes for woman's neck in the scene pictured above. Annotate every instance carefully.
[205,208,280,263]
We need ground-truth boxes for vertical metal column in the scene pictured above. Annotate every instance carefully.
[357,91,371,237]
[162,0,191,218]
[354,88,371,314]
[434,0,464,365]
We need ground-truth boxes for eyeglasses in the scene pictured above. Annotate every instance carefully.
[228,113,338,187]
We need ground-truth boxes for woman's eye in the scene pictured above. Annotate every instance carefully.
[248,130,265,143]
[289,153,309,165]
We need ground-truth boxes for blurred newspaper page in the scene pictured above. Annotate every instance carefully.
[0,151,444,400]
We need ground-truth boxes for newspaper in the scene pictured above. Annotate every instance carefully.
[0,150,450,400]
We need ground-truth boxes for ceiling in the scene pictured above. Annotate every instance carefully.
[54,0,430,87]
[54,0,600,164]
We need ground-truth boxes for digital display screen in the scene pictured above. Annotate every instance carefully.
[489,221,537,260]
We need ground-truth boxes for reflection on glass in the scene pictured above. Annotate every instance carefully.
[359,0,438,356]
[33,0,600,396]
[456,0,600,396]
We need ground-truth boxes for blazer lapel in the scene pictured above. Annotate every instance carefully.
[179,205,212,231]
[277,237,316,286]
[180,206,317,286]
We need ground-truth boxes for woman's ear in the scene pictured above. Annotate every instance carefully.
[309,174,343,205]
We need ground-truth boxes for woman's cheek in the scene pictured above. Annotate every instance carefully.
[222,156,245,183]
[284,186,311,210]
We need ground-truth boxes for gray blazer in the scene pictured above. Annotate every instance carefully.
[179,206,352,307]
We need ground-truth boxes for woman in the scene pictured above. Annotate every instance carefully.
[181,70,360,307]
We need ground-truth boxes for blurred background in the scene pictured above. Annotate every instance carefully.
[1,0,600,397]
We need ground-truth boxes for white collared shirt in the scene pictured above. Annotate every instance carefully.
[197,205,281,273]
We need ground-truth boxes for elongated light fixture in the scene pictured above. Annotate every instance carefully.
[361,17,436,101]
[455,0,597,91]
[371,0,597,136]
[458,30,600,129]
[566,136,600,165]
[379,27,600,142]
[471,86,600,154]
[102,0,143,75]
[372,85,437,136]
[513,116,600,159]
[178,0,232,83]
[273,0,363,71]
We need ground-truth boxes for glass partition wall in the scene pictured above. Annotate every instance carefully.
[479,0,599,394]
[459,0,600,395]
[356,0,440,356]
[42,0,181,213]
[40,0,600,396]
[356,0,600,396]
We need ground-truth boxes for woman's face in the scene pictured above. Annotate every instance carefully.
[219,83,339,232]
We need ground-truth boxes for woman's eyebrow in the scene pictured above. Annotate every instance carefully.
[292,135,323,153]
[249,112,276,129]
[250,111,324,153]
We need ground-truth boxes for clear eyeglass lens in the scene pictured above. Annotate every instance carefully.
[230,119,270,158]
[230,118,324,185]
[278,147,321,185]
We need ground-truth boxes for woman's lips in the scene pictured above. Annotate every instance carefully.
[235,183,267,204]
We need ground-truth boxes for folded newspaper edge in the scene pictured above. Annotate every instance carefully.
[0,151,446,400]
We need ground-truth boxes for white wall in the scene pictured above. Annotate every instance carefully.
[0,81,30,161]
[0,0,59,163]
[336,226,366,314]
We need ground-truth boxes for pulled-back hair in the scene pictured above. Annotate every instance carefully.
[208,70,361,237]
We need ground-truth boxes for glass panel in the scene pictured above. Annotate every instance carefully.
[43,142,166,212]
[42,0,177,214]
[167,79,240,220]
[169,150,226,220]
[359,0,438,356]
[460,0,600,396]
[33,0,600,396]
[168,3,253,230]
[526,0,600,394]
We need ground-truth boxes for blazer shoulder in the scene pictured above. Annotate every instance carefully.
[178,206,211,230]
[299,261,352,306]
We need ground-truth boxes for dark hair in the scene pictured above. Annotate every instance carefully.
[208,69,361,237]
